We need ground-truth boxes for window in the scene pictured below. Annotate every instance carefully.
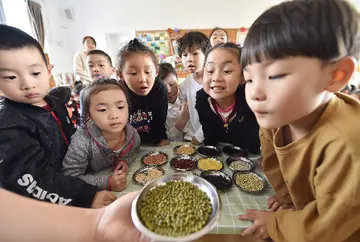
[3,0,34,38]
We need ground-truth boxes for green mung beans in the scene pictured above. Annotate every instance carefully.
[139,181,212,237]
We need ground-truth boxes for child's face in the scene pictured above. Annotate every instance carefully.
[87,55,114,81]
[120,53,157,96]
[210,30,228,47]
[0,47,50,106]
[203,48,241,100]
[243,57,332,129]
[162,73,178,103]
[181,46,205,73]
[89,88,128,135]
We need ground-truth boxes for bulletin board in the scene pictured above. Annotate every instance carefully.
[136,31,173,57]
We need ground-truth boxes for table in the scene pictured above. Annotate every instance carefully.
[101,142,275,241]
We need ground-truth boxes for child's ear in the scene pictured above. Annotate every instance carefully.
[111,67,115,74]
[326,57,356,92]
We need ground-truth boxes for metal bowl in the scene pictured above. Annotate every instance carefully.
[170,155,197,172]
[226,156,254,172]
[200,170,232,190]
[132,166,165,186]
[222,145,247,157]
[197,145,222,157]
[141,151,168,166]
[233,171,267,194]
[131,173,221,242]
[197,157,224,171]
[173,144,197,156]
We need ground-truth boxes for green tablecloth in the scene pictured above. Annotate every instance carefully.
[99,142,275,234]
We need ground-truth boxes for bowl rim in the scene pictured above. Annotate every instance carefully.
[222,145,247,157]
[232,171,267,194]
[170,154,198,171]
[131,173,221,242]
[226,156,255,172]
[197,145,222,157]
[197,157,224,172]
[141,151,169,166]
[173,144,197,156]
[132,166,165,186]
[200,170,233,190]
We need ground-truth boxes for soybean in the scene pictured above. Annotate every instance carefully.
[235,173,264,192]
[139,181,212,237]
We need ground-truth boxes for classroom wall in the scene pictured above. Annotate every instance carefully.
[44,0,284,73]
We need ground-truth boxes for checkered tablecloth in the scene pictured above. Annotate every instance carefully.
[100,142,275,234]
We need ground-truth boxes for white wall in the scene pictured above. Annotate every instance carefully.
[45,0,284,73]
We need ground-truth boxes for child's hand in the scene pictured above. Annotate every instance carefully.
[114,160,129,174]
[110,170,127,192]
[158,139,170,147]
[238,209,271,240]
[268,195,295,211]
[268,195,280,211]
[179,102,190,122]
[191,137,202,145]
[91,191,117,208]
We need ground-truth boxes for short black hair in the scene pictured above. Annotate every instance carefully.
[205,42,242,65]
[0,24,47,65]
[87,49,113,66]
[72,81,85,96]
[81,78,130,124]
[177,31,211,57]
[158,63,178,81]
[241,0,360,68]
[82,36,96,46]
[209,27,229,40]
[48,86,72,105]
[116,38,157,74]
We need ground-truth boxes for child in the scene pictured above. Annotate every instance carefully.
[0,25,115,208]
[209,27,228,47]
[62,78,140,191]
[158,63,189,141]
[238,1,360,241]
[196,43,260,153]
[87,49,115,81]
[66,81,84,128]
[177,32,211,144]
[116,39,169,146]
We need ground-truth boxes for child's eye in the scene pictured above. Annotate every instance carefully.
[100,65,105,67]
[118,106,125,110]
[193,52,198,56]
[145,71,152,74]
[269,74,287,80]
[206,70,214,74]
[33,72,41,76]
[244,79,252,84]
[3,76,17,80]
[129,73,137,76]
[97,109,106,112]
[182,54,188,57]
[224,70,233,74]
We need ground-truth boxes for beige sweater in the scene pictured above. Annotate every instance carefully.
[261,93,360,242]
[73,51,91,84]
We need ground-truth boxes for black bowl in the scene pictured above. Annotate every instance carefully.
[197,145,222,157]
[222,145,247,157]
[200,171,232,190]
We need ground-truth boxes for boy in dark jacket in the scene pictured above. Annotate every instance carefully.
[0,25,116,208]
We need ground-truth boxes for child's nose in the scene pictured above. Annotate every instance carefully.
[250,82,266,101]
[21,78,36,90]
